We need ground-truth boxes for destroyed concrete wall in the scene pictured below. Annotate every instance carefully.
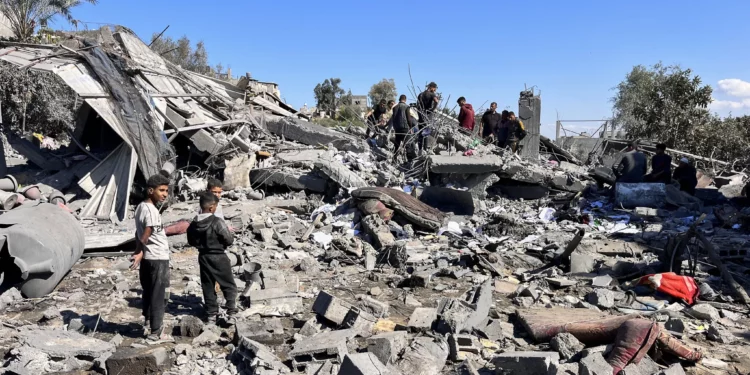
[518,90,541,160]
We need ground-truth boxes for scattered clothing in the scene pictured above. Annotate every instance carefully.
[481,110,501,138]
[637,272,699,305]
[673,163,698,195]
[615,151,648,183]
[457,103,475,131]
[135,202,169,260]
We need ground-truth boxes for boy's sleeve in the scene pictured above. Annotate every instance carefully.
[186,222,198,247]
[215,219,234,247]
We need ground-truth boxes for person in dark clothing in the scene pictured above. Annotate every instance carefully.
[481,102,501,141]
[390,94,416,160]
[614,142,648,183]
[366,99,388,138]
[505,111,526,153]
[456,97,475,132]
[187,192,237,323]
[645,143,672,183]
[673,157,698,195]
[417,82,439,151]
[495,110,510,147]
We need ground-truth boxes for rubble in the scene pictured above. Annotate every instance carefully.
[1,22,750,375]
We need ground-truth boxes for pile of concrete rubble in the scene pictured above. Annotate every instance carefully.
[1,28,750,375]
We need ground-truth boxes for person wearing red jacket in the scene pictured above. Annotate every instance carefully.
[456,97,475,132]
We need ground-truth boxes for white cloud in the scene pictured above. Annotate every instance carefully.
[717,79,750,97]
[711,99,749,111]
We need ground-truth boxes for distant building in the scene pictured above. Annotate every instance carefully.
[350,95,368,111]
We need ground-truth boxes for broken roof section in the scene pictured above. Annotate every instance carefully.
[0,27,293,221]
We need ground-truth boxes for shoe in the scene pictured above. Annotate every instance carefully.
[142,319,151,337]
[146,326,174,344]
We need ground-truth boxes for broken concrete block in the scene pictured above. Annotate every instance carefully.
[550,332,584,360]
[106,346,170,375]
[491,351,559,375]
[342,306,377,334]
[314,154,368,189]
[358,296,389,318]
[495,280,519,295]
[299,318,322,337]
[688,304,720,321]
[289,329,353,371]
[313,291,353,326]
[367,331,409,365]
[235,318,285,345]
[179,315,204,337]
[250,169,327,192]
[235,337,290,374]
[579,352,613,375]
[259,228,275,243]
[570,253,595,274]
[396,336,449,375]
[615,182,666,208]
[192,329,220,346]
[338,352,391,375]
[428,154,503,174]
[657,364,686,375]
[587,289,615,309]
[621,355,660,375]
[265,116,367,153]
[550,175,585,193]
[707,325,737,344]
[18,330,115,359]
[361,214,395,249]
[448,334,481,361]
[591,275,613,288]
[437,281,492,333]
[407,307,437,332]
[549,362,580,375]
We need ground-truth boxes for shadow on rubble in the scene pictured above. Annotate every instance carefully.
[60,309,142,339]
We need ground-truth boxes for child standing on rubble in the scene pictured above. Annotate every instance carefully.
[131,174,173,342]
[199,178,224,219]
[187,191,238,324]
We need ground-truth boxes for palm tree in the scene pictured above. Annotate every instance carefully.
[0,0,97,42]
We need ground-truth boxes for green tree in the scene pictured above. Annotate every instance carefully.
[150,34,209,73]
[0,0,97,41]
[611,63,712,149]
[313,78,346,115]
[368,78,397,107]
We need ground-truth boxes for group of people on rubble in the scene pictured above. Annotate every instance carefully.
[365,82,526,160]
[614,141,698,195]
[130,176,238,342]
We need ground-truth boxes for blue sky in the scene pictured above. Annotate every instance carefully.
[57,0,750,137]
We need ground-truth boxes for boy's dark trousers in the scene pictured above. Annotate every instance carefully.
[139,259,170,331]
[198,253,237,316]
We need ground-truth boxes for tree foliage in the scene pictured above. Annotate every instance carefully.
[0,61,77,137]
[149,34,210,74]
[612,63,750,165]
[0,0,96,41]
[368,78,397,106]
[313,78,346,115]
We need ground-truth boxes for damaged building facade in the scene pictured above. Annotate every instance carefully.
[0,25,750,375]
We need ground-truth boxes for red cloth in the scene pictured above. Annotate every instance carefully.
[458,103,475,130]
[637,272,699,305]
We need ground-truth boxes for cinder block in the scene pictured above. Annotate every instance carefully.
[367,331,409,365]
[289,329,353,371]
[448,334,480,361]
[313,291,353,326]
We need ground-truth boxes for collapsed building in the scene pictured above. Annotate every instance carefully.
[0,26,750,375]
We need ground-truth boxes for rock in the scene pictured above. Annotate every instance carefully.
[688,304,720,321]
[591,275,613,288]
[707,325,737,344]
[41,307,60,321]
[369,287,382,296]
[550,333,584,360]
[579,352,613,375]
[550,362,580,375]
[657,363,686,375]
[106,346,170,375]
[174,344,192,355]
[621,355,659,375]
[367,331,409,365]
[720,309,741,321]
[491,351,560,375]
[0,287,23,304]
[701,357,728,369]
[180,315,205,337]
[109,334,124,347]
[587,289,615,309]
[192,330,220,346]
[570,253,595,274]
[67,318,87,333]
[338,352,390,375]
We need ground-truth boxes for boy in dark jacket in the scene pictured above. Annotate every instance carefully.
[187,192,237,323]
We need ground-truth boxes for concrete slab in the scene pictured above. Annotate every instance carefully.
[105,346,170,375]
[314,154,368,189]
[276,149,326,168]
[18,330,115,359]
[338,353,392,375]
[491,351,559,375]
[428,154,503,174]
[235,318,286,346]
[250,169,327,192]
[615,183,666,208]
[265,116,367,153]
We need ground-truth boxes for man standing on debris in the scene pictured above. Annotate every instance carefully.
[187,192,238,323]
[614,141,648,183]
[417,82,439,150]
[390,94,416,160]
[495,110,510,147]
[457,97,476,133]
[131,174,173,342]
[673,157,698,195]
[505,111,526,153]
[366,99,389,138]
[480,102,501,142]
[645,143,672,183]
